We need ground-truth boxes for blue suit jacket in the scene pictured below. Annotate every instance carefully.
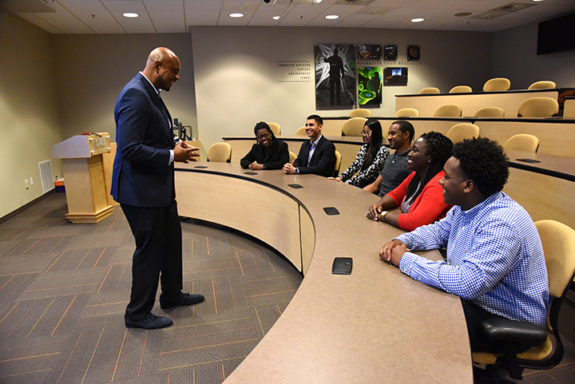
[111,73,175,207]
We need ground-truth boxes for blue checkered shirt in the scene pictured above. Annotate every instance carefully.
[397,192,549,327]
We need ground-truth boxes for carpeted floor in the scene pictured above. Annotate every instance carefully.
[0,193,302,383]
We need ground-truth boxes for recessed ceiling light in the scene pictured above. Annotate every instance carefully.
[273,16,280,20]
[411,18,424,23]
[532,0,544,2]
[122,12,139,18]
[229,12,244,18]
[325,15,339,20]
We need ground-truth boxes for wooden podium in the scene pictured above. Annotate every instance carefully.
[52,133,114,223]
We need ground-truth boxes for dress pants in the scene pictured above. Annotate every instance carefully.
[121,200,183,321]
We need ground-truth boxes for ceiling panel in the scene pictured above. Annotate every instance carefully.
[4,0,574,34]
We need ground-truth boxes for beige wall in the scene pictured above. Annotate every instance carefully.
[51,33,198,141]
[0,11,61,218]
[190,26,492,149]
[491,22,575,89]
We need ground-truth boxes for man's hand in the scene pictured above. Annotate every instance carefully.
[283,163,297,174]
[174,141,199,163]
[248,162,264,170]
[379,239,408,267]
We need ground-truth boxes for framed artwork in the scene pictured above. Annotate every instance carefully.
[384,67,408,86]
[357,44,382,60]
[358,67,382,106]
[407,45,420,61]
[314,44,356,108]
[384,44,398,61]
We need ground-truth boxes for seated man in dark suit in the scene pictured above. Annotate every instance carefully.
[283,114,336,177]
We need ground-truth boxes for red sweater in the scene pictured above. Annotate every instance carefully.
[386,170,451,231]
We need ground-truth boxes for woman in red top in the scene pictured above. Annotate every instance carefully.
[367,131,453,231]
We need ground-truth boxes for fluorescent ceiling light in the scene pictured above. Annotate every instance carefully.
[122,12,139,18]
[229,13,244,18]
[325,15,339,20]
[411,18,424,23]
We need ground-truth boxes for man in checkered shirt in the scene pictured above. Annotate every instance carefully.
[380,137,549,351]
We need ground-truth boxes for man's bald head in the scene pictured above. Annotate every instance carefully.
[142,47,181,91]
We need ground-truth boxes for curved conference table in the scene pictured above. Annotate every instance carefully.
[175,162,472,384]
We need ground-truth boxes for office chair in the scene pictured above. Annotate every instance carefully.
[564,99,575,118]
[206,142,232,162]
[267,122,281,136]
[472,220,575,380]
[349,108,371,118]
[419,87,440,95]
[474,106,505,118]
[449,85,472,93]
[294,126,307,136]
[503,134,540,153]
[445,123,480,143]
[433,104,462,118]
[517,97,559,118]
[334,150,342,177]
[289,151,297,164]
[483,78,511,92]
[528,81,556,90]
[394,108,419,118]
[341,117,367,136]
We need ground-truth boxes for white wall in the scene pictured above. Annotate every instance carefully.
[492,22,575,89]
[0,11,62,218]
[190,26,492,147]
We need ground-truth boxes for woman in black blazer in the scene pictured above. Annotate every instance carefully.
[241,122,289,170]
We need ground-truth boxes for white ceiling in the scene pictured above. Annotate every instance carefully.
[3,0,575,34]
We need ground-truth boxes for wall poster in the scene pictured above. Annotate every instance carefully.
[314,44,356,108]
[358,66,382,106]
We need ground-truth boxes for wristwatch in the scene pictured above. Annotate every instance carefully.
[379,210,389,221]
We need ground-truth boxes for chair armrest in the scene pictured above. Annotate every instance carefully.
[479,318,547,352]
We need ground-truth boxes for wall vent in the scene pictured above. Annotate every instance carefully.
[38,160,54,193]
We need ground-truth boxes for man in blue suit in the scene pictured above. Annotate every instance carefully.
[112,47,204,329]
[282,114,336,177]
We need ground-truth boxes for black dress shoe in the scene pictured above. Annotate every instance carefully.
[161,293,205,310]
[125,314,173,329]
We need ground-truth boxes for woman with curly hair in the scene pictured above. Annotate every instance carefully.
[328,119,389,188]
[367,131,453,231]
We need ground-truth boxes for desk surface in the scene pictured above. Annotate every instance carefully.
[175,163,472,384]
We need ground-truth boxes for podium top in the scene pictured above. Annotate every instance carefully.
[52,133,111,159]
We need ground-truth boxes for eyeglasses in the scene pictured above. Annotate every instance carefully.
[256,133,271,139]
[361,130,372,136]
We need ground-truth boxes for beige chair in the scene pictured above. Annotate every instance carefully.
[503,134,540,153]
[517,97,559,118]
[446,123,480,143]
[349,108,371,118]
[433,104,462,118]
[419,87,440,95]
[206,142,232,162]
[483,77,511,92]
[341,117,367,136]
[334,150,342,176]
[564,99,575,118]
[472,220,575,380]
[288,151,297,164]
[267,122,281,136]
[294,126,307,136]
[449,85,472,94]
[474,106,505,118]
[394,108,419,118]
[528,80,556,90]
